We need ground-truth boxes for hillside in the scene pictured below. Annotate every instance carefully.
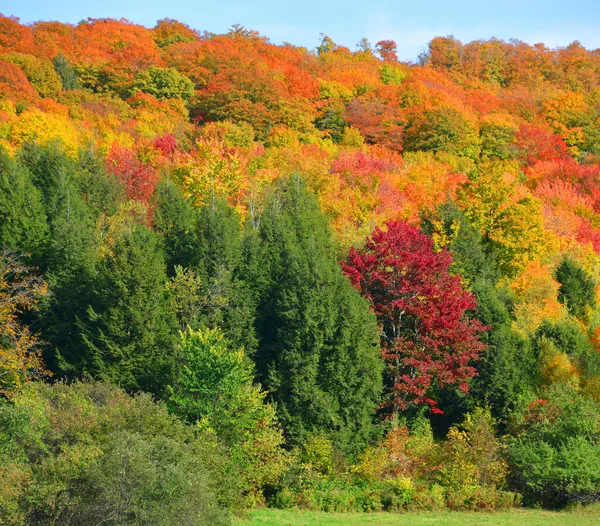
[2,14,600,524]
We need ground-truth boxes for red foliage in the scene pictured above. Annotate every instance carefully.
[342,220,487,414]
[513,124,571,166]
[346,87,405,151]
[153,133,178,157]
[106,143,160,203]
[527,159,600,212]
[577,220,600,254]
[376,40,398,62]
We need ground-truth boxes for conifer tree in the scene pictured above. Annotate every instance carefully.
[78,225,176,395]
[250,177,383,453]
[0,148,48,260]
[556,257,596,319]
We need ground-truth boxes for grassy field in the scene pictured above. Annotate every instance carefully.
[235,508,600,526]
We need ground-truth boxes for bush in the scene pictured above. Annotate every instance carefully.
[507,383,600,507]
[0,381,237,525]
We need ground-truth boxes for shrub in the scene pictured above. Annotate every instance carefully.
[0,381,237,525]
[507,383,600,507]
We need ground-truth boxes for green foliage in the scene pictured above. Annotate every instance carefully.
[154,184,256,352]
[556,258,596,320]
[169,327,289,500]
[78,224,177,395]
[421,201,497,285]
[507,384,600,507]
[0,146,48,259]
[0,381,236,525]
[535,319,600,378]
[470,280,537,421]
[76,146,126,218]
[131,66,195,100]
[404,107,481,160]
[52,54,80,91]
[153,179,202,272]
[379,64,408,86]
[248,177,383,454]
[479,118,518,160]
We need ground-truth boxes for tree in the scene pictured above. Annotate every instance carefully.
[248,178,383,452]
[404,106,481,160]
[169,327,289,498]
[0,250,49,396]
[342,220,487,417]
[376,40,398,62]
[0,147,48,260]
[507,384,600,507]
[77,224,176,395]
[52,53,80,90]
[130,66,195,100]
[555,257,596,319]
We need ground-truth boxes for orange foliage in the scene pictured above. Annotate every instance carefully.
[0,60,39,104]
[0,15,35,54]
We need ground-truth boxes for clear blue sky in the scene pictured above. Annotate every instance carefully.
[3,0,600,61]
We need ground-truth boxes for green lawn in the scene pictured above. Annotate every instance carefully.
[235,508,600,526]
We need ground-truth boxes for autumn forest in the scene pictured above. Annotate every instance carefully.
[2,14,600,524]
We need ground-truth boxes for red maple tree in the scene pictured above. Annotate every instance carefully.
[342,220,487,416]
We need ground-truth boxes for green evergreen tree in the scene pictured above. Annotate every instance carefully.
[0,147,48,259]
[77,145,126,219]
[421,201,497,285]
[153,179,201,272]
[470,280,537,422]
[556,257,596,319]
[154,183,256,352]
[52,54,80,90]
[248,177,383,453]
[41,172,98,373]
[18,140,76,214]
[78,225,176,395]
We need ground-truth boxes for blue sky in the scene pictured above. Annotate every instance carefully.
[3,1,600,61]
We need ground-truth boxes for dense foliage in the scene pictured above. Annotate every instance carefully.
[2,14,600,518]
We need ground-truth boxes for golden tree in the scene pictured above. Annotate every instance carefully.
[0,250,49,396]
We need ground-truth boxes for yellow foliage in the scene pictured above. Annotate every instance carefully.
[440,408,508,490]
[175,138,248,211]
[0,251,50,396]
[10,107,80,154]
[538,336,581,388]
[511,260,565,335]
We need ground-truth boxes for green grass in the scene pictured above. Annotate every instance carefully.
[235,507,600,526]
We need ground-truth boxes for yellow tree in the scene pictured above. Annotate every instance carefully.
[458,160,550,277]
[0,250,49,396]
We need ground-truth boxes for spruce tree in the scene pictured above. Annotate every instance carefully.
[556,257,596,319]
[249,177,382,453]
[78,225,176,395]
[153,180,202,272]
[0,147,48,259]
[41,172,97,373]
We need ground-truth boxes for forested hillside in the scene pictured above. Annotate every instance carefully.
[2,14,600,524]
